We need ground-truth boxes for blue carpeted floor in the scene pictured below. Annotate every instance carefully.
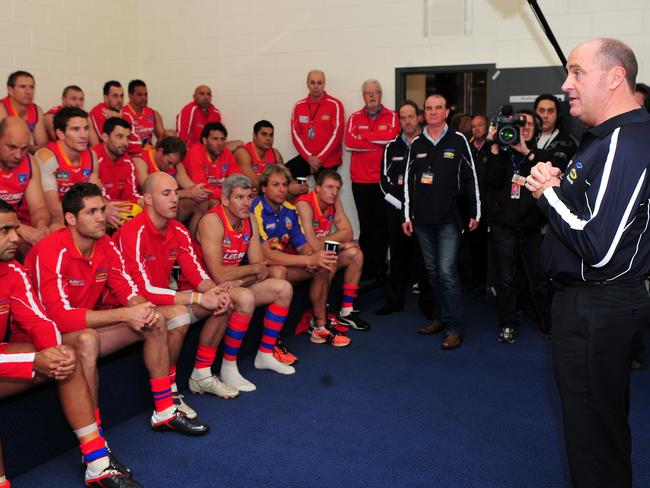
[14,287,650,487]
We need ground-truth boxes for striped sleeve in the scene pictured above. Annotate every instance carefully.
[33,249,87,333]
[174,222,210,290]
[9,263,61,351]
[0,350,37,379]
[538,128,647,267]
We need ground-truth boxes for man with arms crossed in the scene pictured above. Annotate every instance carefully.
[0,199,140,487]
[188,174,295,392]
[252,165,350,347]
[526,38,650,488]
[295,170,369,331]
[26,183,209,437]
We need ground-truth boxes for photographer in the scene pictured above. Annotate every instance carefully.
[534,94,578,167]
[486,109,562,343]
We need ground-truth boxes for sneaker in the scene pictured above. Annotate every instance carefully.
[328,313,348,333]
[498,327,517,344]
[189,374,239,399]
[173,392,197,419]
[150,410,209,436]
[337,311,370,331]
[273,339,298,365]
[86,461,142,487]
[107,447,131,477]
[310,322,351,347]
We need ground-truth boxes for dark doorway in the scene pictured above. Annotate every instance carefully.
[395,64,494,120]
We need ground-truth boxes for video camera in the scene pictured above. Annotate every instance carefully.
[491,105,527,146]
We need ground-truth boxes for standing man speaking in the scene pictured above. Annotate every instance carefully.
[526,38,650,488]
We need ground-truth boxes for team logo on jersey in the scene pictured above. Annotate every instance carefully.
[0,304,9,315]
[285,217,293,230]
[68,278,85,286]
[379,125,387,130]
[56,171,70,180]
[17,174,28,182]
[443,150,455,159]
[327,214,334,221]
[146,115,153,122]
[299,115,309,123]
[321,115,330,121]
[265,222,276,231]
[95,273,108,282]
[242,233,250,242]
[223,236,231,247]
[568,168,578,180]
[252,164,259,172]
[82,169,91,177]
[575,162,583,169]
[221,164,229,171]
[312,221,320,228]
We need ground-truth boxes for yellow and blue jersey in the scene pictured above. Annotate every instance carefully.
[252,196,307,252]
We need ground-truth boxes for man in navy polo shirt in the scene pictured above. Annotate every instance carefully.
[527,38,650,488]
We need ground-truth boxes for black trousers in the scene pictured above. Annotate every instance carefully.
[552,278,650,488]
[284,155,337,179]
[490,225,551,331]
[383,202,430,310]
[351,182,388,279]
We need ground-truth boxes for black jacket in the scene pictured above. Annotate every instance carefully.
[404,128,480,226]
[486,146,560,230]
[380,133,410,204]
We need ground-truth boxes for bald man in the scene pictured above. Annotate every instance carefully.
[0,117,50,252]
[176,85,223,147]
[287,70,345,179]
[114,172,239,411]
[526,38,650,488]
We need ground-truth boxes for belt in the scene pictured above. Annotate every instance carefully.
[550,277,644,290]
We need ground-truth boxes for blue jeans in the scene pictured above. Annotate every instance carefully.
[414,223,463,334]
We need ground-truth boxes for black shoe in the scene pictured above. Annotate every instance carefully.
[86,462,143,487]
[107,447,131,477]
[374,304,404,316]
[498,327,517,344]
[337,311,370,331]
[150,410,209,436]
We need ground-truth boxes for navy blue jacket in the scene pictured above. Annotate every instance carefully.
[538,108,650,281]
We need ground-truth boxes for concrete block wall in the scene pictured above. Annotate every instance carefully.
[1,0,650,232]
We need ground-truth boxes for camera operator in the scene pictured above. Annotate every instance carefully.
[534,94,578,167]
[486,109,562,343]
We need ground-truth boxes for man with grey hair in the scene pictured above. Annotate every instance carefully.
[526,38,650,488]
[189,173,296,392]
[344,79,399,280]
[287,70,345,179]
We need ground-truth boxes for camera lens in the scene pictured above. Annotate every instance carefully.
[499,127,518,144]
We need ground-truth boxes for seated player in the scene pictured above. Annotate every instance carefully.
[252,165,350,347]
[295,170,369,331]
[235,120,307,198]
[89,81,124,142]
[177,122,241,208]
[133,136,213,234]
[44,85,97,146]
[0,199,141,487]
[121,80,166,155]
[114,172,238,409]
[0,117,50,254]
[189,174,295,392]
[94,117,143,223]
[34,107,103,228]
[25,183,209,437]
[176,85,222,147]
[0,71,48,152]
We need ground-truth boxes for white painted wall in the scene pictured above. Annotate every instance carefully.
[2,0,650,234]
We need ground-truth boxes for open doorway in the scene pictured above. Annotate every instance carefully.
[395,64,495,121]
